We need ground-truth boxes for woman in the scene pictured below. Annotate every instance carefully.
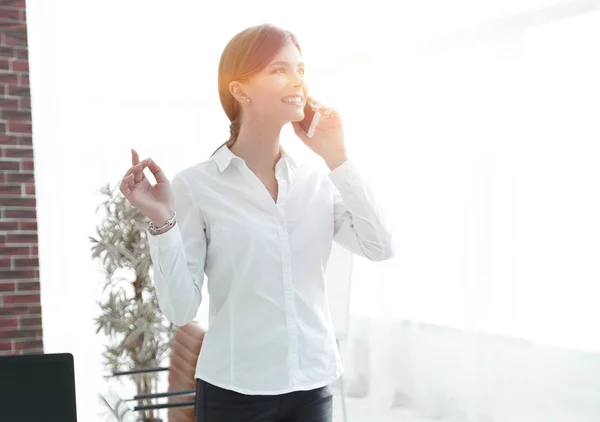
[120,23,393,422]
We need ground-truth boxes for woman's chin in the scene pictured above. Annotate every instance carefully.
[286,109,305,123]
[273,104,304,124]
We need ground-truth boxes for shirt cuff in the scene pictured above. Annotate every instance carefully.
[146,222,183,252]
[328,159,361,187]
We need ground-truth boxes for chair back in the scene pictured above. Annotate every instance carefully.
[167,321,206,422]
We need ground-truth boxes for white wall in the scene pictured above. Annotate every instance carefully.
[26,0,600,420]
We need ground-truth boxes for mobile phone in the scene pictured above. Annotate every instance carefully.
[299,102,321,138]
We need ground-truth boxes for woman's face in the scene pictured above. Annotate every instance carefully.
[241,42,308,124]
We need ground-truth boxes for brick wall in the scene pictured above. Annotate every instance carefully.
[0,1,43,355]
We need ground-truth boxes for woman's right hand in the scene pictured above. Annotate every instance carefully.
[120,148,175,226]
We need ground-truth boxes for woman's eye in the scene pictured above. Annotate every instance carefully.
[274,68,304,76]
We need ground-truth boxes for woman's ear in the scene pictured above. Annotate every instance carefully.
[229,81,250,105]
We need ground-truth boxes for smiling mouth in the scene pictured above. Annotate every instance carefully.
[281,95,304,106]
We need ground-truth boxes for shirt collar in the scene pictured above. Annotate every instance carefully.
[212,143,298,184]
[212,143,241,172]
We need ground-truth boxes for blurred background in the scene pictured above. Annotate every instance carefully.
[2,0,600,420]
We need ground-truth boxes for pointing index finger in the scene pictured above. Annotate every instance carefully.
[131,148,140,166]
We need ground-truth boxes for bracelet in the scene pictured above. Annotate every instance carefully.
[148,211,176,235]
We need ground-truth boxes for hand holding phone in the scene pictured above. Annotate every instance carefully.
[299,101,321,138]
[292,97,346,164]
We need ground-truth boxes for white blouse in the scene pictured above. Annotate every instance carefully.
[147,144,393,395]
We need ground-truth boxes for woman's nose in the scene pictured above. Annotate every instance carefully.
[291,71,304,87]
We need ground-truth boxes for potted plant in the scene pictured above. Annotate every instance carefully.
[90,183,175,421]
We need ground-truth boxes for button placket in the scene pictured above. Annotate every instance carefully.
[279,214,300,382]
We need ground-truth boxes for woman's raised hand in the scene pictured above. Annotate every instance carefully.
[119,148,174,225]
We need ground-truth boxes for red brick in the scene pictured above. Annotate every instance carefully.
[0,246,29,256]
[17,134,31,146]
[3,209,36,219]
[0,328,41,340]
[12,257,38,267]
[0,317,18,330]
[0,96,20,109]
[2,109,30,121]
[13,339,43,351]
[0,341,12,353]
[0,135,18,144]
[18,73,28,86]
[6,233,38,244]
[20,159,34,170]
[8,120,31,133]
[0,160,19,171]
[0,184,20,195]
[0,282,15,293]
[0,59,9,70]
[6,171,33,183]
[4,146,32,158]
[0,24,21,34]
[0,269,35,280]
[30,246,37,255]
[0,72,19,83]
[18,96,30,110]
[2,27,27,47]
[2,293,40,305]
[0,46,14,58]
[16,281,39,292]
[0,305,40,317]
[0,7,21,21]
[0,258,10,267]
[24,183,34,195]
[20,349,44,355]
[0,221,18,230]
[0,20,23,29]
[18,220,36,231]
[19,316,41,328]
[3,1,26,8]
[0,197,35,208]
[6,84,27,97]
[14,48,27,61]
[10,59,27,72]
